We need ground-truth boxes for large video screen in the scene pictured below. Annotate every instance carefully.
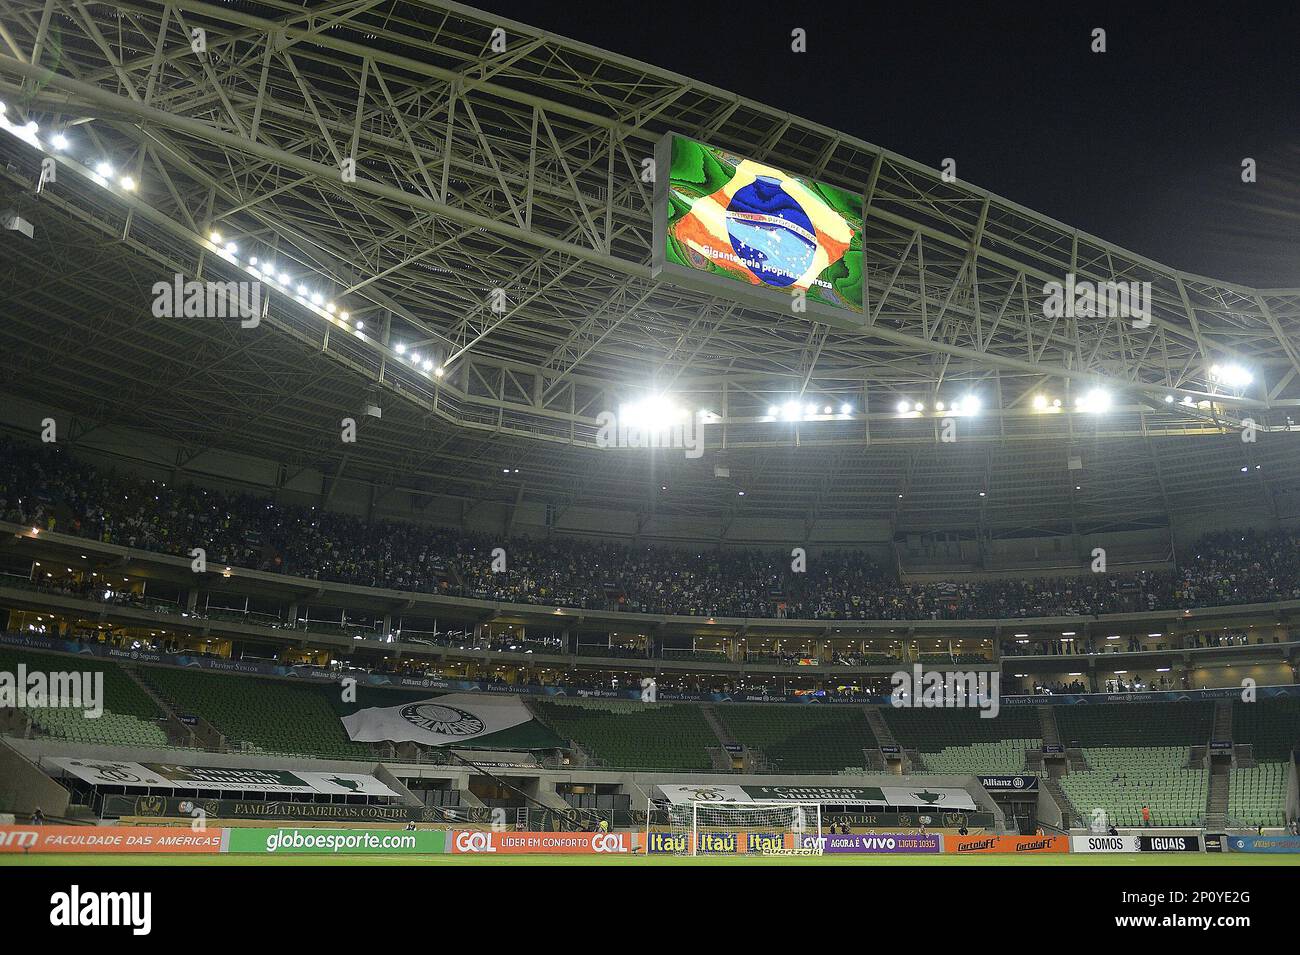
[653,134,863,319]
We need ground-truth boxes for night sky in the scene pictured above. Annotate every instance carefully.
[475,0,1300,288]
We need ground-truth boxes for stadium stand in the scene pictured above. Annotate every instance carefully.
[713,705,878,773]
[9,438,1300,621]
[918,738,1041,775]
[0,633,1291,834]
[1055,701,1215,748]
[1228,764,1288,828]
[0,647,169,747]
[529,699,715,771]
[882,705,1042,749]
[1223,699,1298,828]
[136,666,373,759]
[1049,706,1219,826]
[20,707,169,748]
[1060,747,1209,827]
[876,707,1042,775]
[1233,698,1300,762]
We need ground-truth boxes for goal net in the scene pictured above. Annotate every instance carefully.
[653,800,823,856]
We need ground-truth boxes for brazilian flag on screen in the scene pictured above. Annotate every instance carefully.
[665,136,863,313]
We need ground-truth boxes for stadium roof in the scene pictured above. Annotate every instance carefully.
[1,0,1298,535]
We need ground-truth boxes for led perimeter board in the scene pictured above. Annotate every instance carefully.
[652,134,864,324]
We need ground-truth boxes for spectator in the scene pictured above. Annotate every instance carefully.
[7,438,1300,623]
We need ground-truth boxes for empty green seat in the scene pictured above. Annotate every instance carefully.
[1055,701,1214,748]
[1228,763,1287,828]
[0,647,168,747]
[1233,699,1300,762]
[715,705,878,774]
[530,699,715,771]
[140,667,372,759]
[1059,747,1207,827]
[917,738,1041,775]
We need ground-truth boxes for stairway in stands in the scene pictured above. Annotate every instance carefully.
[863,706,915,772]
[123,665,226,751]
[1037,705,1062,750]
[117,665,201,748]
[699,703,747,771]
[1211,698,1234,741]
[1204,699,1234,828]
[1044,776,1081,828]
[1036,705,1078,824]
[1205,763,1230,829]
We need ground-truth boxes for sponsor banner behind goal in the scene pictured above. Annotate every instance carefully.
[800,833,942,854]
[448,830,636,854]
[0,825,223,854]
[645,832,691,854]
[644,831,798,854]
[946,834,1069,854]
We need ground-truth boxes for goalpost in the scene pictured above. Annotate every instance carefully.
[649,800,824,856]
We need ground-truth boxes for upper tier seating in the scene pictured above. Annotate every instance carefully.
[882,705,1042,751]
[529,699,715,771]
[138,666,373,759]
[714,705,878,773]
[1232,698,1300,762]
[11,436,1300,620]
[1055,701,1214,748]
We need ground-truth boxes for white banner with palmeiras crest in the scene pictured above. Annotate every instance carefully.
[340,693,532,746]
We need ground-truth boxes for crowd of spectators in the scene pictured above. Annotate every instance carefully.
[1029,674,1180,696]
[1186,630,1251,648]
[1101,674,1175,693]
[5,438,1300,621]
[1032,679,1090,695]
